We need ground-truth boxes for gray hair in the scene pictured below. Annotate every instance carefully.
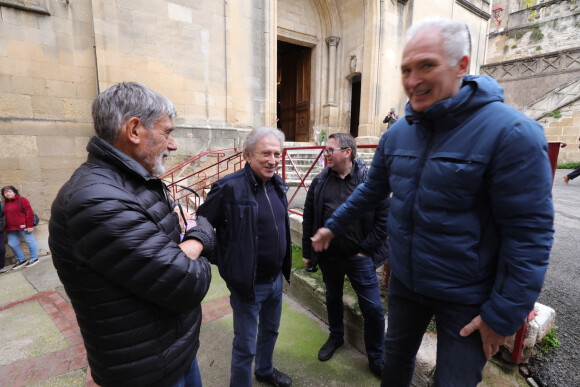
[92,82,177,143]
[406,18,471,67]
[243,126,285,154]
[329,133,357,162]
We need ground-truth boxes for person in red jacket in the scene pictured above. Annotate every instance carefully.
[1,186,39,270]
[0,201,6,271]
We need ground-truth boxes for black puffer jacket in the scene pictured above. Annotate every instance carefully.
[49,136,212,387]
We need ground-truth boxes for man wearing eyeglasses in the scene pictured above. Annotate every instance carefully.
[302,133,389,378]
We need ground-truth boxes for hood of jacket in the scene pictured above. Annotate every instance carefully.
[404,75,504,130]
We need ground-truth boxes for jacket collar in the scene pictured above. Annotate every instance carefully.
[321,158,367,181]
[86,136,158,182]
[243,162,288,196]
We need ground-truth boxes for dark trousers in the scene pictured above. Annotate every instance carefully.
[381,275,487,387]
[568,166,580,181]
[319,254,385,364]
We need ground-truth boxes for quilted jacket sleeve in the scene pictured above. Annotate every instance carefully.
[480,120,554,336]
[359,195,389,257]
[63,182,212,314]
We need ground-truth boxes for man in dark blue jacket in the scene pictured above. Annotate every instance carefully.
[312,18,554,386]
[197,126,292,387]
[302,133,388,377]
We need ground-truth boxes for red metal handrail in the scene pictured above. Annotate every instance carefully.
[161,147,243,213]
[282,144,379,216]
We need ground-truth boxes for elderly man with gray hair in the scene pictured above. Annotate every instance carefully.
[50,82,214,387]
[312,18,554,386]
[197,126,292,387]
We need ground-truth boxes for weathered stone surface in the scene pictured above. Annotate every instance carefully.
[37,136,77,157]
[0,93,32,118]
[0,135,37,158]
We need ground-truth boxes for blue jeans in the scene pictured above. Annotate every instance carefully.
[319,254,385,364]
[229,272,283,387]
[6,230,38,263]
[170,358,202,387]
[382,275,487,387]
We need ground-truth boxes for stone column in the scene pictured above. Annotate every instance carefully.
[326,36,340,105]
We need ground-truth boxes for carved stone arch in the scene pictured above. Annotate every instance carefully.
[311,0,341,38]
[276,0,342,141]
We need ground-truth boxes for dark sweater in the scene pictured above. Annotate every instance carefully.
[255,178,287,283]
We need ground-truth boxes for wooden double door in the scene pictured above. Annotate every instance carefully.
[277,41,311,142]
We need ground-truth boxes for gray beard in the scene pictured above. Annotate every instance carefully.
[151,153,167,177]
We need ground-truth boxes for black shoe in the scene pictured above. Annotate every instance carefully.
[254,368,292,387]
[369,361,383,378]
[11,261,27,271]
[25,259,39,268]
[318,336,344,361]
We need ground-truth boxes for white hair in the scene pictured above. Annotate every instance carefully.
[406,18,471,66]
[243,126,285,154]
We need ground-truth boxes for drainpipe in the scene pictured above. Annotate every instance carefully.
[89,0,100,95]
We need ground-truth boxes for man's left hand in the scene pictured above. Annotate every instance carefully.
[179,239,203,260]
[460,315,509,360]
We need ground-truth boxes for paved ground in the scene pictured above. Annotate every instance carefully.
[4,172,575,386]
[527,169,580,386]
[0,260,380,387]
[0,253,531,386]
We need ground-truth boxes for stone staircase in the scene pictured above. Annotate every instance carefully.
[520,76,580,120]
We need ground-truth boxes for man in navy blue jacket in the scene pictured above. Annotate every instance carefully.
[312,18,554,386]
[197,126,292,387]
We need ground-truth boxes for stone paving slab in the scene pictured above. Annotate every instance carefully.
[202,265,229,303]
[28,368,86,387]
[0,271,38,306]
[0,301,68,366]
[197,294,379,387]
[0,289,91,387]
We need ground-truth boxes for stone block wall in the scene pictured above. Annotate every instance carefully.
[0,1,98,259]
[540,101,580,162]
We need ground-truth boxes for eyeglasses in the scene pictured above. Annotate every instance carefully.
[323,147,349,155]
